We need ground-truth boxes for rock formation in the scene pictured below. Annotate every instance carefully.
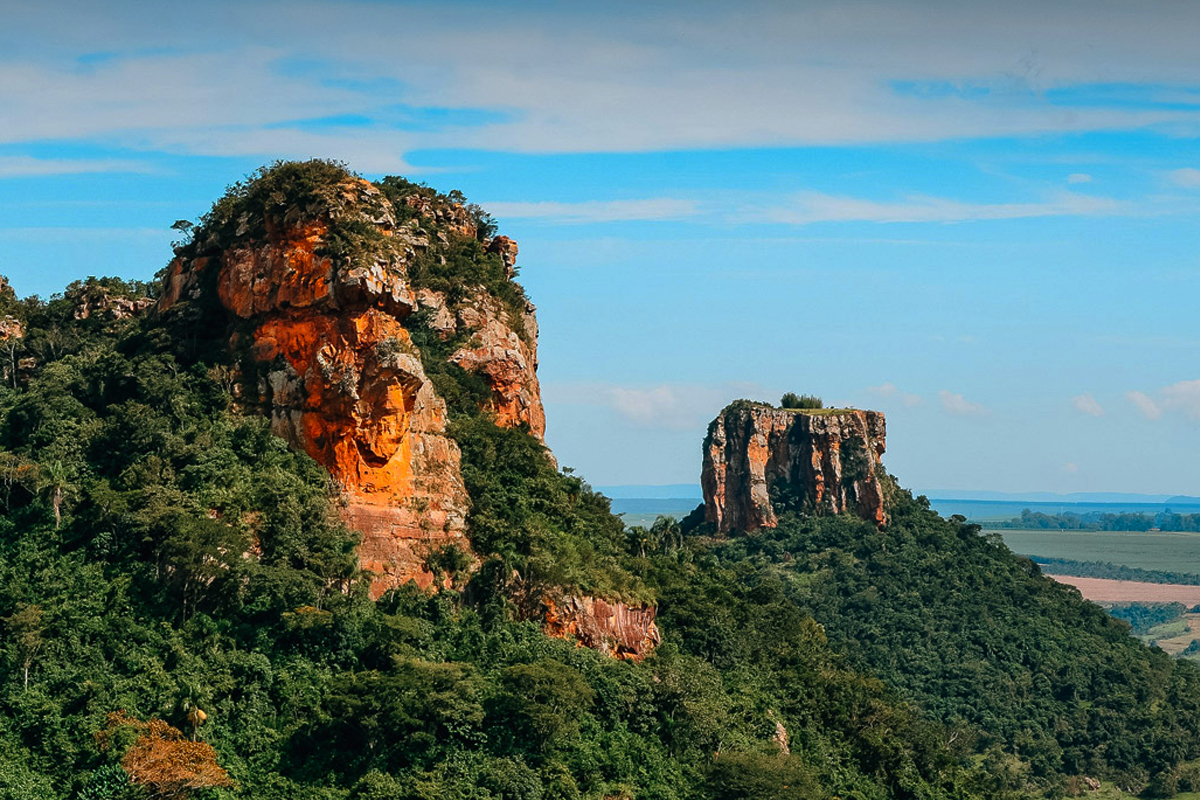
[416,288,547,441]
[702,402,887,534]
[72,292,154,321]
[157,173,544,595]
[542,595,661,660]
[0,316,22,341]
[153,163,658,657]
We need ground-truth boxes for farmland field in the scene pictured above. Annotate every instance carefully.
[1044,575,1200,605]
[990,529,1200,575]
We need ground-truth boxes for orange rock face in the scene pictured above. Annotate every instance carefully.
[542,595,662,660]
[158,178,473,596]
[702,404,887,534]
[252,308,469,596]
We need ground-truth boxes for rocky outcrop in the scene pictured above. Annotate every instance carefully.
[155,164,654,657]
[156,175,535,596]
[702,402,887,534]
[486,235,519,278]
[72,293,154,321]
[402,193,477,239]
[249,307,469,597]
[0,316,22,340]
[542,595,661,660]
[414,288,547,442]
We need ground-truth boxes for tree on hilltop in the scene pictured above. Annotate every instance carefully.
[780,392,823,409]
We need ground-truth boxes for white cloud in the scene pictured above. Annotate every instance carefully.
[485,198,700,224]
[6,1,1200,160]
[1168,168,1200,188]
[754,190,1122,225]
[867,382,923,406]
[0,156,151,177]
[608,386,681,424]
[1162,379,1200,420]
[1067,173,1093,184]
[1072,393,1105,417]
[1126,390,1163,420]
[544,381,763,430]
[939,390,988,417]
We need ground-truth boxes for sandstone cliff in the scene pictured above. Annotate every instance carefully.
[155,162,659,658]
[157,167,545,595]
[702,402,887,534]
[542,595,661,660]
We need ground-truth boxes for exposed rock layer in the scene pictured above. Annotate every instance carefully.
[702,403,887,533]
[542,595,662,660]
[416,288,546,441]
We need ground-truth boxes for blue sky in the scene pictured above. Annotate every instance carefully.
[2,0,1200,494]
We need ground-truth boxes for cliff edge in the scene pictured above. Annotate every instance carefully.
[702,401,887,533]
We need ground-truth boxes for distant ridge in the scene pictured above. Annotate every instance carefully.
[599,486,1200,507]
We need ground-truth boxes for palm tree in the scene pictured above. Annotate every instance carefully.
[39,460,70,529]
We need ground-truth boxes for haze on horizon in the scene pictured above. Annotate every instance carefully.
[0,0,1197,495]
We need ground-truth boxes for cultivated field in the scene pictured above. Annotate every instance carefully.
[991,529,1200,575]
[1045,575,1200,604]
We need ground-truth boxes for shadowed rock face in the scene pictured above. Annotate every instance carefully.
[156,176,544,596]
[702,403,887,534]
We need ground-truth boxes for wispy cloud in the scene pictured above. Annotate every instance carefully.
[1162,379,1200,420]
[486,198,700,224]
[754,190,1122,225]
[1067,173,1093,184]
[1123,381,1200,421]
[939,390,988,416]
[544,381,762,429]
[5,2,1200,161]
[1167,168,1200,188]
[1072,393,1105,417]
[868,382,923,406]
[0,156,151,177]
[1126,390,1163,420]
[608,386,685,425]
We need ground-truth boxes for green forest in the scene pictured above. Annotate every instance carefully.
[2,163,1200,800]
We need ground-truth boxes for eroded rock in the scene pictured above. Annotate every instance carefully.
[542,595,662,660]
[702,402,887,533]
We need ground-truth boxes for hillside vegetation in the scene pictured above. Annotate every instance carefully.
[672,497,1200,796]
[0,165,980,800]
